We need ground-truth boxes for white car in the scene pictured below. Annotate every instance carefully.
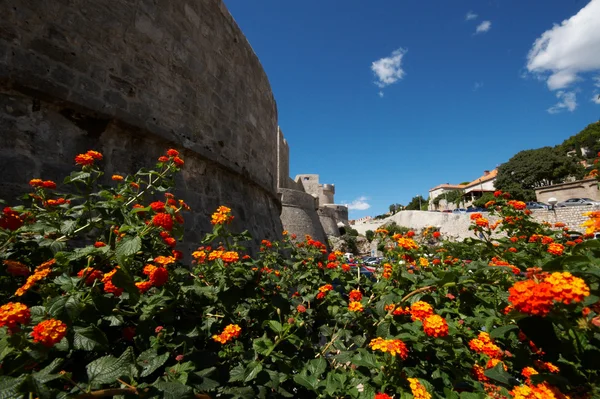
[556,198,600,207]
[452,208,467,214]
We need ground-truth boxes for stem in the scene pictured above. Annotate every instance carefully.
[124,167,171,208]
[401,286,435,302]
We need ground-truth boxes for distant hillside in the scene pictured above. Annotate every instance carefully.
[560,121,600,159]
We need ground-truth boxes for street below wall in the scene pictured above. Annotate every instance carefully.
[352,206,600,240]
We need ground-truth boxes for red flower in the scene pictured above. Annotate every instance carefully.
[94,241,106,248]
[149,266,169,287]
[297,305,306,313]
[122,326,135,341]
[136,281,153,293]
[0,207,24,231]
[77,268,103,286]
[150,201,166,212]
[173,156,184,167]
[167,149,179,157]
[433,231,441,239]
[158,156,169,162]
[172,250,183,259]
[153,213,174,231]
[0,302,31,330]
[349,289,362,302]
[493,190,502,197]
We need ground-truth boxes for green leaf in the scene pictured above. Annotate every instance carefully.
[32,358,63,384]
[573,239,600,253]
[307,357,327,376]
[112,268,140,303]
[483,362,516,386]
[490,325,518,339]
[86,347,134,385]
[60,220,78,236]
[244,361,263,383]
[293,373,319,391]
[0,375,26,399]
[153,381,194,399]
[228,364,245,382]
[459,393,486,399]
[115,235,141,264]
[64,172,90,184]
[252,336,274,356]
[0,336,14,362]
[137,349,169,377]
[268,320,284,334]
[583,295,600,307]
[74,325,109,351]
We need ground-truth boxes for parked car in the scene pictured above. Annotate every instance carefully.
[556,198,600,207]
[466,207,486,213]
[526,201,548,210]
[441,210,452,213]
[452,208,467,214]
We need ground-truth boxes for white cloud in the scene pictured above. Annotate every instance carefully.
[594,76,600,87]
[346,196,371,211]
[371,48,407,88]
[593,93,600,104]
[378,91,384,98]
[547,91,577,114]
[473,81,483,91]
[475,21,491,34]
[526,0,600,90]
[466,11,478,21]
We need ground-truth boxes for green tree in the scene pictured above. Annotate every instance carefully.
[495,146,585,200]
[445,190,463,207]
[560,121,600,159]
[405,195,426,210]
[365,230,374,242]
[472,192,496,208]
[389,204,397,214]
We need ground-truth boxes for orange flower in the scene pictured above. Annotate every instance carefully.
[468,332,503,359]
[221,251,240,263]
[508,279,554,316]
[547,243,564,256]
[484,200,496,208]
[154,256,176,266]
[192,250,207,263]
[582,210,600,235]
[152,213,173,231]
[521,366,538,384]
[212,324,241,344]
[510,382,568,399]
[369,337,408,359]
[15,259,55,296]
[554,222,565,228]
[32,319,67,347]
[395,237,419,250]
[470,213,483,220]
[349,289,362,302]
[382,263,393,279]
[211,206,234,225]
[112,175,124,181]
[87,150,103,160]
[75,153,94,165]
[150,267,168,286]
[0,302,31,330]
[136,280,153,293]
[167,149,179,157]
[508,200,526,210]
[544,271,590,304]
[3,260,30,277]
[407,378,431,399]
[472,364,488,382]
[422,314,449,337]
[348,301,364,312]
[102,268,123,296]
[375,394,392,399]
[475,217,489,228]
[410,301,434,322]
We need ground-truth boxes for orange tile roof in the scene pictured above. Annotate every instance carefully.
[429,183,467,192]
[463,169,498,189]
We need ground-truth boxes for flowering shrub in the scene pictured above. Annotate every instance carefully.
[1,153,599,398]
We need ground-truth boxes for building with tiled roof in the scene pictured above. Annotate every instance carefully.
[428,169,498,210]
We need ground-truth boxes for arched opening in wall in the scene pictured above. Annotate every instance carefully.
[338,226,346,235]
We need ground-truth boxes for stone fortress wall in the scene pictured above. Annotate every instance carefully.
[0,0,283,252]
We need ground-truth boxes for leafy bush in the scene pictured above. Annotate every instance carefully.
[365,230,375,242]
[1,151,600,399]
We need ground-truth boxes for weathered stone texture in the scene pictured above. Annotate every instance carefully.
[279,188,327,244]
[0,0,282,248]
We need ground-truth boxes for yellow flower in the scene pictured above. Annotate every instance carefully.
[407,378,431,399]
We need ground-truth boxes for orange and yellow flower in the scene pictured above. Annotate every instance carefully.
[211,206,234,225]
[547,243,564,256]
[407,378,431,399]
[0,302,31,330]
[422,314,449,337]
[369,337,408,359]
[15,259,55,296]
[410,301,434,322]
[212,324,241,344]
[31,319,67,347]
[348,301,364,312]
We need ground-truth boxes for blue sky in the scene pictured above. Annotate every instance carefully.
[223,0,600,218]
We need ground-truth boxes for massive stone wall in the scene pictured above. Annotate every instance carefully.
[0,0,282,251]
